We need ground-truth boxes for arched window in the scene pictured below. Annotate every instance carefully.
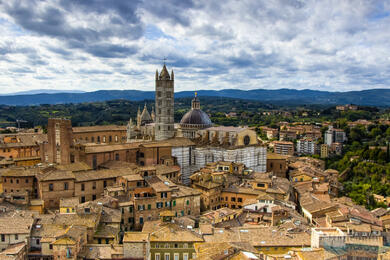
[243,135,250,146]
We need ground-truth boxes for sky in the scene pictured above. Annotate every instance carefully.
[0,0,390,94]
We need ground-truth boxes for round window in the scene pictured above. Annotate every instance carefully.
[244,135,250,145]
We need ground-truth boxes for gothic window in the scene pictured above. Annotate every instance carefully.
[157,91,161,97]
[244,135,250,146]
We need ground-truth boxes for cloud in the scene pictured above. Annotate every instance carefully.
[0,0,389,93]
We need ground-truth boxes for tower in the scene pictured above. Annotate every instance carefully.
[155,64,175,140]
[46,118,73,164]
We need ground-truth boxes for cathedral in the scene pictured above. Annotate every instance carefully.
[126,64,212,141]
[127,64,267,184]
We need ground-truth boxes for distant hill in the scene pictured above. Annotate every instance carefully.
[0,88,389,106]
[0,89,85,96]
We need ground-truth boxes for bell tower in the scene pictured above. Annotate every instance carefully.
[155,64,174,140]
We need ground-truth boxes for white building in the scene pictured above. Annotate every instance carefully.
[297,139,316,155]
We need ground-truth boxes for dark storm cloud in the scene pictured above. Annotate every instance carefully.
[0,0,144,58]
[142,0,198,26]
[84,43,138,58]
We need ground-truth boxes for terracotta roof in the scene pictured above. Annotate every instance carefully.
[72,125,126,133]
[267,153,288,160]
[74,169,128,182]
[123,232,149,242]
[0,215,34,234]
[78,245,114,259]
[0,242,26,258]
[121,174,144,182]
[206,126,248,133]
[83,142,141,153]
[203,226,310,247]
[38,170,75,181]
[149,223,204,242]
[164,137,195,147]
[1,167,37,177]
[55,162,92,172]
[60,197,79,208]
[94,223,119,238]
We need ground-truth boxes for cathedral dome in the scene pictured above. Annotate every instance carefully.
[180,94,212,129]
[180,109,212,127]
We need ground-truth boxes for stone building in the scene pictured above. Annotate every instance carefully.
[116,173,201,231]
[1,167,38,202]
[155,64,175,141]
[72,125,127,144]
[266,153,288,178]
[0,133,46,167]
[273,141,294,156]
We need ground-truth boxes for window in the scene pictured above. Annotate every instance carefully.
[129,206,133,213]
[157,91,161,97]
[93,155,97,170]
[81,196,85,203]
[64,182,69,190]
[172,200,176,207]
[98,238,102,244]
[49,183,54,191]
[16,179,19,184]
[183,253,189,260]
[104,181,107,188]
[10,179,13,184]
[139,217,144,224]
[238,198,243,203]
[92,182,96,190]
[97,136,101,143]
[109,136,112,142]
[49,244,53,250]
[115,135,118,142]
[186,200,189,205]
[231,197,236,202]
[243,135,250,145]
[92,195,96,200]
[36,238,40,245]
[15,234,18,240]
[115,153,119,161]
[148,204,151,210]
[25,179,28,183]
[103,136,106,143]
[165,253,170,260]
[105,239,109,244]
[81,183,85,191]
[91,137,95,142]
[155,253,160,260]
[174,253,179,260]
